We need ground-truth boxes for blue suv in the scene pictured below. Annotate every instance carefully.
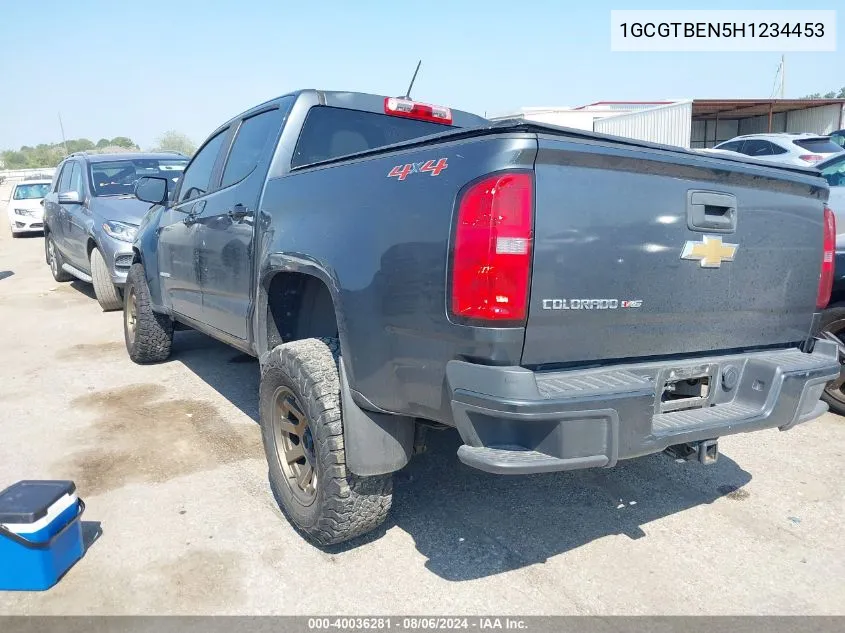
[43,152,188,310]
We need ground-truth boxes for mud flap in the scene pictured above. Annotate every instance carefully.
[339,360,414,476]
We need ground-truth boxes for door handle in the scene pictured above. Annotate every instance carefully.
[686,190,737,233]
[228,204,250,221]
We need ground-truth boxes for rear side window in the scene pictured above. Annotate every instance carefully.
[742,140,773,156]
[221,108,284,187]
[715,140,744,152]
[291,106,453,168]
[794,138,843,154]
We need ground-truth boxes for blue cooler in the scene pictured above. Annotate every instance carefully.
[0,480,85,591]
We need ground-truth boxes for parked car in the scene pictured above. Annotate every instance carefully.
[830,129,845,149]
[712,133,843,166]
[125,89,838,546]
[817,151,845,224]
[42,152,188,310]
[5,179,51,236]
[812,151,845,414]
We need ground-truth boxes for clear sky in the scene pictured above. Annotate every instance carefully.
[0,0,842,151]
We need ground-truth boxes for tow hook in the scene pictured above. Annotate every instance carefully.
[665,439,719,465]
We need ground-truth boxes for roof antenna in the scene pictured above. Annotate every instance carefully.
[403,60,422,99]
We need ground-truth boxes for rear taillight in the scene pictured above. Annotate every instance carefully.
[384,97,452,125]
[800,154,825,164]
[818,205,836,309]
[450,172,533,323]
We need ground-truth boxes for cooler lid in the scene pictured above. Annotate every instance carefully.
[0,480,77,524]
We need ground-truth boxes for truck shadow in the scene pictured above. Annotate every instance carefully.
[167,330,753,582]
[170,330,260,422]
[379,429,752,581]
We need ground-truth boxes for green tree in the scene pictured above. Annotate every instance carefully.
[1,135,137,168]
[109,136,138,149]
[152,130,196,156]
[1,151,28,168]
[802,87,845,99]
[66,139,95,153]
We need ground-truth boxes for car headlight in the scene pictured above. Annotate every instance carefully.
[14,208,34,217]
[102,220,138,243]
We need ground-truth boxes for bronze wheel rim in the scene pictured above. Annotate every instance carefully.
[821,321,845,405]
[271,386,317,505]
[125,286,138,346]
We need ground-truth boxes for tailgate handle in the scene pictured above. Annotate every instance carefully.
[687,190,737,233]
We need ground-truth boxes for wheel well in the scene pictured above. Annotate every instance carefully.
[86,237,97,258]
[265,273,338,350]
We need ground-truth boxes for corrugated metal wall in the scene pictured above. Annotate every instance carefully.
[594,101,693,148]
[731,105,841,136]
[784,104,843,134]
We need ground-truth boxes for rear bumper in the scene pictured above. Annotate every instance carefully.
[447,342,839,474]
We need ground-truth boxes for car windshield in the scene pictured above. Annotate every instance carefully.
[820,156,845,188]
[89,158,188,197]
[794,138,844,154]
[13,183,51,200]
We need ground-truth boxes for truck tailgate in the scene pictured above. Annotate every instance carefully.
[522,135,828,367]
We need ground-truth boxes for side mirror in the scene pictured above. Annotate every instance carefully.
[58,191,82,205]
[135,177,169,205]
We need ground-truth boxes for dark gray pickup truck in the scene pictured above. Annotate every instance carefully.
[125,89,839,545]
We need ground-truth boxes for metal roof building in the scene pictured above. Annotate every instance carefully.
[494,99,845,149]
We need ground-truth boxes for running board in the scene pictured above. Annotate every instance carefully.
[61,263,92,283]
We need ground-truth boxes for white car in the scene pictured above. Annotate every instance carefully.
[6,179,51,236]
[711,133,844,167]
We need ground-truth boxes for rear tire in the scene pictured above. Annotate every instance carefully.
[123,262,173,364]
[91,248,123,311]
[818,305,845,416]
[46,235,72,282]
[259,337,393,546]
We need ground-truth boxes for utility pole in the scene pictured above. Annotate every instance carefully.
[57,113,69,156]
[780,54,785,99]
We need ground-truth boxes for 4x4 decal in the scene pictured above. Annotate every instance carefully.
[387,158,448,181]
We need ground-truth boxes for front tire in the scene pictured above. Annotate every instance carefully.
[259,338,393,546]
[90,248,123,311]
[46,235,72,282]
[124,262,173,364]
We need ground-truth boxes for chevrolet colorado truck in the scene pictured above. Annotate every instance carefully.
[124,89,839,545]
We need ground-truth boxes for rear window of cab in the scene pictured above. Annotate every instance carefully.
[291,106,454,168]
